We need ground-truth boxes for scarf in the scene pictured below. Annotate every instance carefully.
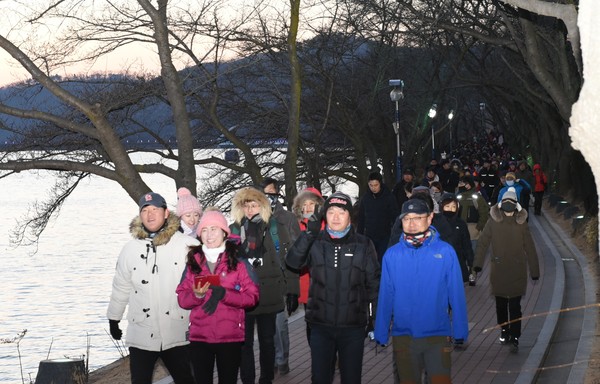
[180,221,197,237]
[403,229,432,248]
[202,244,226,264]
[326,225,351,239]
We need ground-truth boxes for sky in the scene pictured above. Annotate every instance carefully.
[0,0,310,88]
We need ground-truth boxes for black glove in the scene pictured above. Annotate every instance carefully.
[473,266,482,273]
[286,293,299,316]
[532,276,539,281]
[306,212,322,235]
[453,338,465,348]
[202,285,226,315]
[109,320,122,340]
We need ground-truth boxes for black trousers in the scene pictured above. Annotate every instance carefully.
[310,324,365,384]
[533,190,544,214]
[190,341,243,384]
[495,296,522,339]
[240,313,276,384]
[129,345,195,384]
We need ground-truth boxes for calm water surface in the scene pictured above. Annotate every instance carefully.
[0,170,177,383]
[0,153,358,383]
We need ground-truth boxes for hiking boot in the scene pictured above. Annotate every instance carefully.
[510,337,519,353]
[499,329,511,345]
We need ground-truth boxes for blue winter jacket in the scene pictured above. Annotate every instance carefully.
[374,228,468,344]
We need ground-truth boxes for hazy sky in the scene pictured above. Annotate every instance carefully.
[0,0,309,87]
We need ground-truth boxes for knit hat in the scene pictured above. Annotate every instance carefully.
[138,192,167,211]
[196,210,231,237]
[324,192,353,212]
[399,199,430,219]
[500,187,521,212]
[501,187,518,203]
[176,187,203,217]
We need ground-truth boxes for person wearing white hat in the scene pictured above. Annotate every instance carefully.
[473,187,540,353]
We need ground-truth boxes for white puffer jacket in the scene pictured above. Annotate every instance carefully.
[107,213,200,351]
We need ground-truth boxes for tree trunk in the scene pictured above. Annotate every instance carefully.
[36,359,87,384]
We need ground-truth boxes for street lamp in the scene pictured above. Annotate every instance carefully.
[447,110,454,155]
[479,102,486,132]
[429,104,437,160]
[389,79,404,182]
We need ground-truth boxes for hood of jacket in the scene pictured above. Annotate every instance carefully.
[489,204,528,224]
[129,212,181,246]
[292,188,325,219]
[533,163,541,171]
[231,187,272,224]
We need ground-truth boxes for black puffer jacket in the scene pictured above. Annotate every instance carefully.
[286,229,380,328]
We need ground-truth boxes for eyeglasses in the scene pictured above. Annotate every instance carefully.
[243,203,260,210]
[401,215,429,223]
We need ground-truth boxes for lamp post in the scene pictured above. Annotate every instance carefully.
[479,102,486,133]
[447,110,454,155]
[389,79,404,182]
[429,104,437,160]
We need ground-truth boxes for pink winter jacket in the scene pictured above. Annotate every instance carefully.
[176,248,259,343]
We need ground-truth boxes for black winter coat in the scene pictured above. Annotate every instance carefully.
[444,213,474,282]
[286,229,380,328]
[357,184,399,241]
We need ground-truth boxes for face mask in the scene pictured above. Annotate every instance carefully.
[266,193,278,208]
[506,180,515,187]
[302,213,312,219]
[442,210,456,219]
[501,201,517,212]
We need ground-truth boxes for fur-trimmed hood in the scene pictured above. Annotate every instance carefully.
[129,212,181,246]
[231,187,272,224]
[489,204,528,224]
[292,188,325,219]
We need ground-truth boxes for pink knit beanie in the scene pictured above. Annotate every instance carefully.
[196,210,231,237]
[176,187,203,217]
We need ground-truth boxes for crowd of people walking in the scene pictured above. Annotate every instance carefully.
[105,132,548,383]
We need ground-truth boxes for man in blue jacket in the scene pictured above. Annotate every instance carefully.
[374,198,468,383]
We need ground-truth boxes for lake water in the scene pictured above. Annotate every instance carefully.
[0,153,359,383]
[0,169,181,383]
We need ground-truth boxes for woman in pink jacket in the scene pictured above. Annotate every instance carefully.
[177,210,259,384]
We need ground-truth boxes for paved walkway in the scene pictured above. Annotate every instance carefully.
[151,210,595,384]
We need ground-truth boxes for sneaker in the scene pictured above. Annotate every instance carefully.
[510,337,519,353]
[499,329,511,345]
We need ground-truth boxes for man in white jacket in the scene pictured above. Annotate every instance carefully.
[107,192,200,384]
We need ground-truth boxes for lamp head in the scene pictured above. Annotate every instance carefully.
[428,104,437,119]
[389,79,404,102]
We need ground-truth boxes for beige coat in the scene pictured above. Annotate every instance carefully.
[473,205,540,298]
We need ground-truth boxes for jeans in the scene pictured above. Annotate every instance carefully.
[496,295,522,339]
[274,309,289,366]
[190,341,242,384]
[240,313,276,384]
[310,323,365,384]
[129,345,195,384]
